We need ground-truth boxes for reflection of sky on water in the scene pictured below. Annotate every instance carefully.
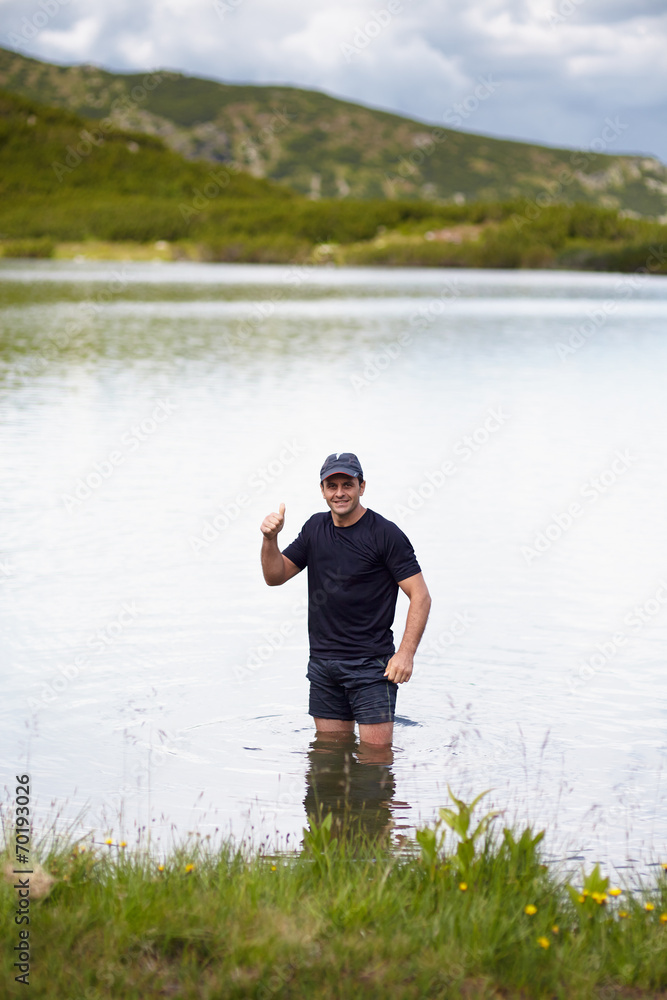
[2,262,667,873]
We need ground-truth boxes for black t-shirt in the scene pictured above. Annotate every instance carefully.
[282,508,421,657]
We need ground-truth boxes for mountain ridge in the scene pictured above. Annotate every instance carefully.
[1,45,666,215]
[2,84,666,274]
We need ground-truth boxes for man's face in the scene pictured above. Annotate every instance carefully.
[320,474,365,518]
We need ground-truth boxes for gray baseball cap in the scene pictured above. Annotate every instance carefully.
[319,452,364,482]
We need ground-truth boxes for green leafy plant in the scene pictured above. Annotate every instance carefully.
[567,863,611,919]
[439,787,501,879]
[415,825,440,881]
[416,786,501,881]
[501,826,546,882]
[302,812,338,876]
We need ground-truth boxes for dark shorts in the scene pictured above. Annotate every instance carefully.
[306,654,398,725]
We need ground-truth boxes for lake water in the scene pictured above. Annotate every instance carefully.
[2,259,667,874]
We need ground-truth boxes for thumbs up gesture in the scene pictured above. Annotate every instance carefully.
[260,503,286,540]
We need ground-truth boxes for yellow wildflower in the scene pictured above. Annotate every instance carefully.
[578,895,586,904]
[552,926,559,934]
[271,865,277,871]
[660,914,667,924]
[459,882,468,892]
[591,892,607,905]
[157,865,165,872]
[609,888,622,897]
[119,841,127,848]
[619,911,629,919]
[645,902,655,912]
[525,904,537,916]
[105,839,113,846]
[537,936,550,949]
[185,863,195,874]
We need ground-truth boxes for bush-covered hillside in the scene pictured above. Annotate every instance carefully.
[1,88,666,271]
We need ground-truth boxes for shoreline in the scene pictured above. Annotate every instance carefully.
[3,800,667,998]
[1,233,666,274]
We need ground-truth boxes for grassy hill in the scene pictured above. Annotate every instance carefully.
[1,86,666,272]
[0,87,490,260]
[0,86,307,259]
[1,46,667,215]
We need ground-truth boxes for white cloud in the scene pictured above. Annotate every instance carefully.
[37,16,101,61]
[1,0,665,160]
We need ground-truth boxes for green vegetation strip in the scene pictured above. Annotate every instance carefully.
[3,44,667,212]
[3,791,667,998]
[2,88,667,271]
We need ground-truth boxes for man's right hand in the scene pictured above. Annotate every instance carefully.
[260,503,286,540]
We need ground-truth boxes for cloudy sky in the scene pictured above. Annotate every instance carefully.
[3,0,666,161]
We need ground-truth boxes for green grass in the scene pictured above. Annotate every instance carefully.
[1,87,667,271]
[2,44,667,213]
[3,792,667,999]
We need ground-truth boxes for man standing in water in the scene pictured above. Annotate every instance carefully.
[260,453,431,746]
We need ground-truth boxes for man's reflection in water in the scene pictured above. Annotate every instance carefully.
[303,732,408,847]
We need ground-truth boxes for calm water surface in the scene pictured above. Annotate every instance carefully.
[2,260,667,872]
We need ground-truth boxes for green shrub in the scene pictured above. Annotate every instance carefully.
[0,237,54,258]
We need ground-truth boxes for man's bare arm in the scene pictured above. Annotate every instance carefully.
[384,572,431,684]
[260,503,301,586]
